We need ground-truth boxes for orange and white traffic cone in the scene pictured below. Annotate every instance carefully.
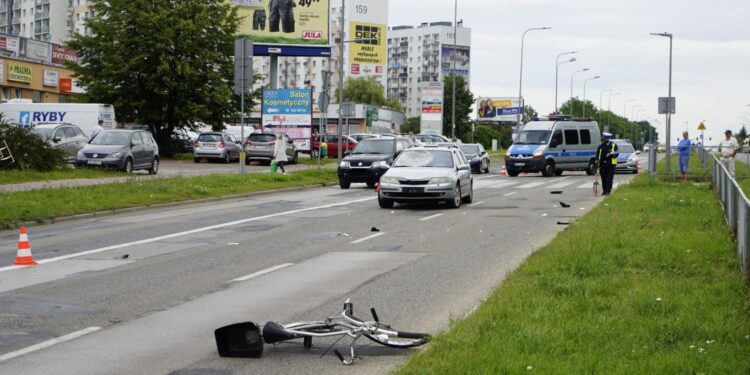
[13,227,37,266]
[500,164,507,176]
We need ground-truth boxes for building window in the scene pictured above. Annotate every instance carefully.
[1,87,8,101]
[32,91,42,103]
[15,89,22,98]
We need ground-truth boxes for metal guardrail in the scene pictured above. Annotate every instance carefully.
[712,154,750,280]
[647,146,746,179]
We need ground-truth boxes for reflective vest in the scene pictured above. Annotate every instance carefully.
[598,142,618,166]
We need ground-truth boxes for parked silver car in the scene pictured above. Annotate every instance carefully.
[244,132,299,165]
[31,123,88,163]
[193,132,242,163]
[378,146,473,208]
[75,130,159,174]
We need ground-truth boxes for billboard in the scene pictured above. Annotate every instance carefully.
[420,82,444,135]
[349,21,386,67]
[261,88,313,150]
[19,38,50,63]
[346,0,388,87]
[233,0,329,46]
[476,97,523,122]
[441,45,470,78]
[0,35,18,53]
[51,45,79,66]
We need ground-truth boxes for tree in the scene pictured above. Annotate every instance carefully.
[559,98,598,119]
[66,0,241,150]
[472,125,500,149]
[523,105,538,124]
[401,117,420,134]
[442,75,474,140]
[736,126,747,146]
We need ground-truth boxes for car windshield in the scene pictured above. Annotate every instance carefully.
[198,134,222,142]
[618,144,635,153]
[460,145,480,155]
[32,128,54,140]
[515,130,551,145]
[393,150,454,168]
[353,140,394,154]
[90,131,131,145]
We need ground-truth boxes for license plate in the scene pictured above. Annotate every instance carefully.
[88,160,103,165]
[515,162,525,166]
[403,187,424,194]
[253,145,265,149]
[203,143,215,149]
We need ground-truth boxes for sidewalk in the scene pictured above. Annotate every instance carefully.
[0,159,324,193]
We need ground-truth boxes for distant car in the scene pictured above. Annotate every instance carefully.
[377,146,473,209]
[76,130,159,174]
[615,141,640,174]
[172,129,195,153]
[350,133,382,143]
[31,123,88,163]
[244,132,299,165]
[414,134,450,145]
[337,136,416,189]
[311,134,358,158]
[194,132,242,163]
[459,143,491,174]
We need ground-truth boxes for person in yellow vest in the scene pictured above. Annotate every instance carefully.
[596,132,619,196]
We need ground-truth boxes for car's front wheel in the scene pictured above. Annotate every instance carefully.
[378,194,394,208]
[339,179,351,189]
[148,157,159,175]
[447,184,462,208]
[123,158,133,173]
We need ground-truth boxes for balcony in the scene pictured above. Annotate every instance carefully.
[35,11,50,20]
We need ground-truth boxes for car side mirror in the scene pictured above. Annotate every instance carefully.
[458,165,470,171]
[636,151,641,155]
[344,150,351,156]
[52,137,61,143]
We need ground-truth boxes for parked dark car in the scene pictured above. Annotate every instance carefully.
[244,132,299,165]
[31,123,88,163]
[194,132,242,163]
[76,130,159,174]
[459,143,491,174]
[337,136,415,189]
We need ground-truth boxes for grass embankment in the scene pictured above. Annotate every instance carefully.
[0,168,124,185]
[398,176,750,374]
[297,155,338,166]
[0,168,337,228]
[656,152,750,179]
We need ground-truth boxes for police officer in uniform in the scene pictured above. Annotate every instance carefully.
[597,132,619,195]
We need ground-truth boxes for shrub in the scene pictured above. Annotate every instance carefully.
[0,123,67,171]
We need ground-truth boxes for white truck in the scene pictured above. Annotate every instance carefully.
[0,100,116,136]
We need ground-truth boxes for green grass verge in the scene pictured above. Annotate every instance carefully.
[0,168,337,228]
[297,155,338,166]
[0,168,125,185]
[397,176,750,374]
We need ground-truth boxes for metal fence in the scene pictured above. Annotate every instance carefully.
[712,154,750,280]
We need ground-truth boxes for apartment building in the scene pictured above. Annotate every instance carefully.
[387,21,471,118]
[0,0,70,44]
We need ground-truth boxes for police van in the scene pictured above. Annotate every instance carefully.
[505,116,600,177]
[0,100,116,137]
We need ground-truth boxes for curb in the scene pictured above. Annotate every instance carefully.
[8,183,332,230]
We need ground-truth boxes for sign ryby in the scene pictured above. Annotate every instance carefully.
[233,0,330,46]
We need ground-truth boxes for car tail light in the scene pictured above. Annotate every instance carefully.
[269,142,276,146]
[194,141,200,148]
[219,141,225,148]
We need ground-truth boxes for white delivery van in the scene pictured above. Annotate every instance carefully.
[0,101,116,136]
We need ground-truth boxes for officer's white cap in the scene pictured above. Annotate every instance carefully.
[603,132,613,138]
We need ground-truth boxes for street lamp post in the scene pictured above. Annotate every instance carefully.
[631,104,642,120]
[554,51,577,113]
[451,0,457,139]
[555,56,576,114]
[517,26,550,127]
[569,68,589,115]
[623,99,634,119]
[607,92,621,132]
[336,0,346,165]
[582,75,600,117]
[650,32,673,171]
[599,88,613,124]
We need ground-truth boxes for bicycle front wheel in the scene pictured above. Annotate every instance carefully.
[363,330,430,348]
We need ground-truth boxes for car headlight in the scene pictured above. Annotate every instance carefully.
[429,177,452,185]
[339,161,350,168]
[109,152,123,159]
[380,176,399,184]
[77,150,84,158]
[533,149,545,158]
[372,161,390,168]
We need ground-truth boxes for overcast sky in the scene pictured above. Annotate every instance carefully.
[389,0,750,145]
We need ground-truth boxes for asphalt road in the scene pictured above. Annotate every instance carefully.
[0,157,646,374]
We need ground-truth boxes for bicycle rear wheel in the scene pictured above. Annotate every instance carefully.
[363,330,430,348]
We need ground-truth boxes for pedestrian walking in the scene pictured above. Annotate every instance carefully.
[676,131,692,181]
[90,120,104,141]
[273,133,288,174]
[719,129,739,177]
[596,132,619,196]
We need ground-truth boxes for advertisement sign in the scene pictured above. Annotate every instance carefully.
[420,82,443,135]
[261,89,312,148]
[0,35,18,53]
[351,64,360,75]
[43,70,58,87]
[233,0,330,46]
[51,44,79,65]
[8,62,32,83]
[441,45,470,78]
[346,0,388,88]
[60,77,73,92]
[19,38,50,62]
[349,21,386,66]
[476,97,524,122]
